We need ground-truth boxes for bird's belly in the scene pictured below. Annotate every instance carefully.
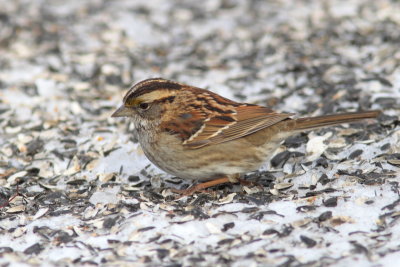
[139,132,285,181]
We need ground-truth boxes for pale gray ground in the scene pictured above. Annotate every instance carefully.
[0,0,400,266]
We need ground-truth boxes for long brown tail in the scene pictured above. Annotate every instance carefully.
[292,110,381,131]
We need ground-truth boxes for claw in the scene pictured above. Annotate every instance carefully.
[171,177,231,197]
[169,176,264,198]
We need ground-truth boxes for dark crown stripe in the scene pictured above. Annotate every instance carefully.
[123,78,182,103]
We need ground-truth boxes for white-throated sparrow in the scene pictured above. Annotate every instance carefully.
[112,78,380,194]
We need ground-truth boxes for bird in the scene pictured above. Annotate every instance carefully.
[112,78,380,195]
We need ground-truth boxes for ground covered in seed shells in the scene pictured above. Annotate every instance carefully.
[1,0,400,266]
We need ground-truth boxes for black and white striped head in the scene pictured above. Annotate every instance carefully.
[111,78,183,125]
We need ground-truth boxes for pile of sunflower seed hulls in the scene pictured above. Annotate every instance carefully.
[1,0,399,266]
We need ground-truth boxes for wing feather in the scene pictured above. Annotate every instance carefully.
[184,105,293,148]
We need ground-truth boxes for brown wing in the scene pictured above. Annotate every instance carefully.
[159,86,293,149]
[183,105,293,149]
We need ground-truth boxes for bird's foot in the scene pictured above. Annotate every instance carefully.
[171,177,231,198]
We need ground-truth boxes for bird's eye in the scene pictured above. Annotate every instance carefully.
[139,103,149,110]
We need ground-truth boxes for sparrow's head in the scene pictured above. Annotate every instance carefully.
[111,78,182,127]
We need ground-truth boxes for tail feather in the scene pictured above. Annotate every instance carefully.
[292,110,381,131]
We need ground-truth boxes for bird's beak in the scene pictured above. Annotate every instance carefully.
[111,105,131,117]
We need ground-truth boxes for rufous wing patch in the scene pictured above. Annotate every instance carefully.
[183,115,237,147]
[161,109,206,141]
[183,105,293,149]
[157,83,293,149]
